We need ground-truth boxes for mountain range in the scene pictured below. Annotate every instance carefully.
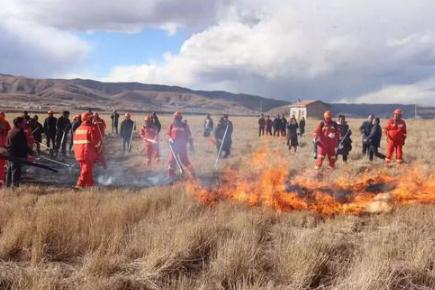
[0,74,288,114]
[1,74,433,118]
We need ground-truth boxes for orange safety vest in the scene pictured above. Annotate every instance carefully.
[73,123,101,161]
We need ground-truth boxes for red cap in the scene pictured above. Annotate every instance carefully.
[324,111,333,120]
[81,112,92,122]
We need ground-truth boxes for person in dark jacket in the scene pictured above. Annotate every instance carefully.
[266,115,273,136]
[23,111,31,122]
[214,115,233,158]
[367,117,385,161]
[258,114,266,136]
[110,110,120,135]
[55,111,71,157]
[151,112,161,134]
[337,115,352,162]
[29,115,43,157]
[120,113,136,153]
[43,110,57,149]
[273,115,282,136]
[280,115,288,136]
[5,117,34,187]
[203,114,214,137]
[69,114,82,153]
[286,117,299,152]
[360,115,374,156]
[299,117,306,137]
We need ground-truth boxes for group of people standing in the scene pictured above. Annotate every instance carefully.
[313,109,407,169]
[258,114,306,152]
[258,114,306,138]
[257,108,407,170]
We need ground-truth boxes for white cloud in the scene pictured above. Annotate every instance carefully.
[103,0,435,105]
[3,0,435,105]
[346,79,435,105]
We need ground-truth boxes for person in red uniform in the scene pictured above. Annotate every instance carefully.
[166,111,195,178]
[73,112,103,188]
[93,112,106,138]
[313,111,340,169]
[384,109,407,164]
[0,112,11,187]
[140,116,160,166]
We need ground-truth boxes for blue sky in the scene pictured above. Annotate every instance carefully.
[78,28,189,78]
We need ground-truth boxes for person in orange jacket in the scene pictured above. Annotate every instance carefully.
[140,115,160,166]
[384,109,407,164]
[0,112,12,187]
[313,111,341,169]
[166,111,195,178]
[73,112,103,188]
[93,112,106,138]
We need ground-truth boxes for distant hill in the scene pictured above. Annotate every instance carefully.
[0,74,289,114]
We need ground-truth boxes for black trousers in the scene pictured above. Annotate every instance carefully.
[369,145,386,161]
[123,138,131,152]
[46,134,56,149]
[362,141,369,155]
[6,161,22,188]
[112,122,119,134]
[259,127,265,136]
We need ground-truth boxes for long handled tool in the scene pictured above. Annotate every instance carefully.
[38,155,73,168]
[168,140,183,176]
[0,152,58,173]
[214,123,229,170]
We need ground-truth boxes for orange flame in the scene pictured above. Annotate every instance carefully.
[187,145,435,216]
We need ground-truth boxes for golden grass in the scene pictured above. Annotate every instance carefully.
[0,113,434,289]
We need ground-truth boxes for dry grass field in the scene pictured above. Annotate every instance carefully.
[0,112,434,289]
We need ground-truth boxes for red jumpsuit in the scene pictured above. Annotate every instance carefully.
[313,120,340,169]
[166,121,192,177]
[140,125,160,166]
[73,122,102,187]
[0,119,11,186]
[384,118,407,163]
[93,117,106,137]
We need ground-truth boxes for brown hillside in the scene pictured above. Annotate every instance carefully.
[0,74,288,114]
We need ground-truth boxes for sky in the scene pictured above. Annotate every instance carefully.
[1,0,435,105]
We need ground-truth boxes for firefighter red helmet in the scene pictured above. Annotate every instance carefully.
[324,111,333,120]
[393,109,402,115]
[81,112,92,122]
[174,111,183,120]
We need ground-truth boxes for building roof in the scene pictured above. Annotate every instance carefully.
[289,100,329,107]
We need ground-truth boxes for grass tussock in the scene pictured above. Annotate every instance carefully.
[0,116,434,289]
[0,186,434,289]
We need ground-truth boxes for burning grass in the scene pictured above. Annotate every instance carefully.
[189,144,435,216]
[0,116,435,289]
